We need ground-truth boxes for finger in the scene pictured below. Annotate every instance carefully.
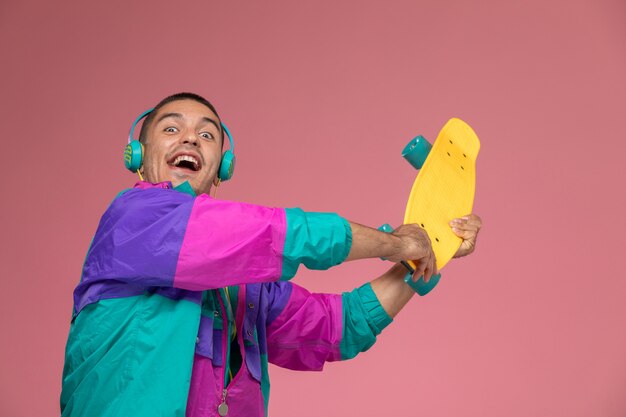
[450,224,476,233]
[449,222,480,235]
[461,214,480,221]
[423,260,433,283]
[449,219,480,232]
[451,227,476,240]
[412,257,428,282]
[422,249,438,283]
[461,214,482,229]
[449,218,468,227]
[414,262,428,282]
[464,219,482,231]
[423,237,436,282]
[463,214,482,221]
[451,214,481,226]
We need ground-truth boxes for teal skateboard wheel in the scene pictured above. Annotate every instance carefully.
[404,271,441,296]
[402,135,432,170]
[378,224,393,233]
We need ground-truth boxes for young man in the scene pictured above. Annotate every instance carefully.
[60,92,482,417]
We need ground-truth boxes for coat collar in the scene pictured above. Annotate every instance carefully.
[133,180,197,197]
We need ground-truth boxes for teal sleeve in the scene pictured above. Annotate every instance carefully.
[280,208,353,280]
[339,282,393,360]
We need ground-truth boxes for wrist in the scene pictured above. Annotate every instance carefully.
[385,233,406,262]
[370,264,416,318]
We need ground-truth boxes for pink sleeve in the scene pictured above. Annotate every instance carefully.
[266,283,343,371]
[173,194,287,290]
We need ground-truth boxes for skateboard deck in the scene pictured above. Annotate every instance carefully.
[404,117,480,272]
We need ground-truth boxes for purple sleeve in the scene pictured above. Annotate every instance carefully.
[266,283,343,371]
[81,187,287,291]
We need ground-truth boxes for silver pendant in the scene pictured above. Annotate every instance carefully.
[218,402,229,416]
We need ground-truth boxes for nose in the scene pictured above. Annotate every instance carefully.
[181,131,199,147]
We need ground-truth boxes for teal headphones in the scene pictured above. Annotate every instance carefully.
[124,108,236,181]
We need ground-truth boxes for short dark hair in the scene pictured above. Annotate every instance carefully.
[138,92,222,144]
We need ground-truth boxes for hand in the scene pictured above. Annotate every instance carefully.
[449,214,482,258]
[389,224,438,283]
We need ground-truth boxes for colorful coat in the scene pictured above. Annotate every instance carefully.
[61,181,392,417]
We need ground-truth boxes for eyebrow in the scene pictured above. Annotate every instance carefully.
[156,112,220,131]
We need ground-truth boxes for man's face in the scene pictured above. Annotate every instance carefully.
[141,99,223,195]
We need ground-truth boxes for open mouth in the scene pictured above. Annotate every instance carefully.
[167,153,201,172]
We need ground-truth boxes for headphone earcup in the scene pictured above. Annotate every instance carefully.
[124,140,144,173]
[218,150,236,181]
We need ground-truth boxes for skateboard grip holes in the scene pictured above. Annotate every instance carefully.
[447,152,451,157]
[435,238,439,242]
[420,223,425,227]
[461,166,464,170]
[463,153,467,158]
[449,140,453,144]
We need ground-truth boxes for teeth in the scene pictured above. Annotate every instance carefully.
[173,155,199,170]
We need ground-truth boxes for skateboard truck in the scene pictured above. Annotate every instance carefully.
[378,223,441,296]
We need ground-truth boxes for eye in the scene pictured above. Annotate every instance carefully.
[199,132,214,140]
[164,126,179,133]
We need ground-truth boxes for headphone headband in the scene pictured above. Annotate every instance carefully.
[128,108,154,143]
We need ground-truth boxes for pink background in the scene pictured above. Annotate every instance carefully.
[1,0,625,416]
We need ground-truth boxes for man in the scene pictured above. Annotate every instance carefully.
[61,92,482,417]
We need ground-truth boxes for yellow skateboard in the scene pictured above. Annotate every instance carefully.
[380,118,480,295]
